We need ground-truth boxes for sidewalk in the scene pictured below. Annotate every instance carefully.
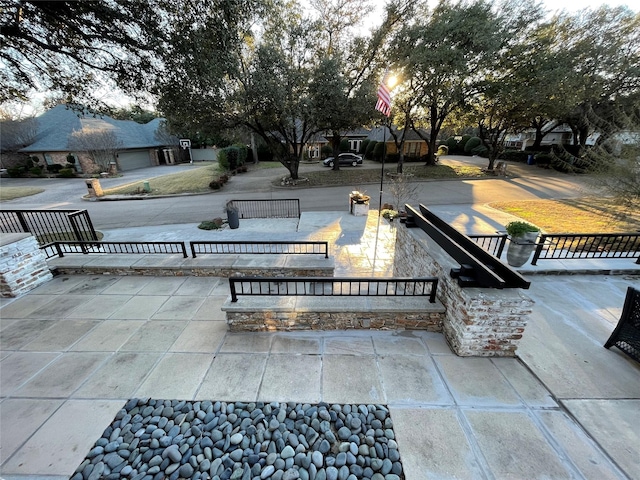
[1,210,639,479]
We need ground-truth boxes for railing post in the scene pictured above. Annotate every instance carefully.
[54,242,65,258]
[229,278,238,302]
[531,234,546,265]
[430,278,438,303]
[180,242,188,258]
[16,211,30,233]
[190,242,197,258]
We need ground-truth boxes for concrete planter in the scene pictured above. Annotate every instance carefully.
[349,193,370,216]
[506,231,539,267]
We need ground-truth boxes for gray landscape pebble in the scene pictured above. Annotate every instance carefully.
[72,399,404,479]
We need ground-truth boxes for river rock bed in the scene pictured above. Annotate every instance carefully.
[72,399,404,480]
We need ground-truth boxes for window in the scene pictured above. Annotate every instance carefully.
[43,153,53,165]
[349,140,362,152]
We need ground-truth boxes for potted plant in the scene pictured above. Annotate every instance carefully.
[505,221,540,267]
[349,191,370,216]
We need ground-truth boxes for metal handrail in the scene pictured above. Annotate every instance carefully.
[532,233,640,265]
[190,241,329,258]
[229,276,439,303]
[229,199,301,219]
[469,234,508,258]
[42,241,188,259]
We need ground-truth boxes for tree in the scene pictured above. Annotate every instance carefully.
[536,6,640,153]
[0,0,168,108]
[389,0,509,167]
[309,0,418,171]
[69,128,122,172]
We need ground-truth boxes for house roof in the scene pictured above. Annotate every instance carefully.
[367,126,429,142]
[19,105,168,153]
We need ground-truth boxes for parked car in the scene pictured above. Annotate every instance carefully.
[323,153,363,167]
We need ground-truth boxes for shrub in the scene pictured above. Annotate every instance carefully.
[321,145,333,158]
[58,168,76,178]
[217,149,229,170]
[373,142,386,161]
[209,180,221,190]
[535,153,552,167]
[339,138,350,152]
[446,137,460,154]
[257,144,273,162]
[360,140,370,155]
[505,221,539,237]
[464,137,482,154]
[365,141,377,159]
[460,135,472,151]
[231,144,248,165]
[470,144,488,156]
[29,166,43,176]
[47,164,64,174]
[7,166,26,177]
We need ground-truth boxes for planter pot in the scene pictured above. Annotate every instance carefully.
[227,209,239,229]
[506,231,539,267]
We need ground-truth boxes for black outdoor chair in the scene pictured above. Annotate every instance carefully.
[604,286,640,363]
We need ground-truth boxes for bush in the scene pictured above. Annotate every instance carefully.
[460,135,472,151]
[47,163,64,174]
[464,137,482,154]
[257,144,273,162]
[29,166,43,176]
[340,138,349,152]
[446,137,459,154]
[360,140,370,155]
[232,144,248,165]
[58,168,76,178]
[7,166,26,177]
[373,142,388,161]
[470,144,488,156]
[535,153,552,167]
[321,145,333,158]
[365,141,377,159]
[506,221,539,237]
[209,180,221,190]
[217,149,229,170]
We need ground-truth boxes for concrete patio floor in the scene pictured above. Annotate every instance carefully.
[1,210,639,479]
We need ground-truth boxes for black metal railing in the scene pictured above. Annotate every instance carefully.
[469,234,508,258]
[230,199,301,219]
[229,276,439,303]
[532,233,640,265]
[0,209,98,245]
[190,241,329,258]
[41,241,188,259]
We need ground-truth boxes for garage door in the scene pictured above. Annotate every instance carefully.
[117,150,152,171]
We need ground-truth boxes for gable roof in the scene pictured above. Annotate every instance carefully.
[367,126,429,142]
[19,105,169,153]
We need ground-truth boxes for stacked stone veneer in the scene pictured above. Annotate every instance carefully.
[224,296,445,332]
[1,233,53,297]
[393,224,534,357]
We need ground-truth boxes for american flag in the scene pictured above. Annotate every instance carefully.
[375,71,391,117]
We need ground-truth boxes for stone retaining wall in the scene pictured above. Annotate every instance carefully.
[393,224,534,357]
[222,296,446,332]
[1,233,53,297]
[226,310,445,332]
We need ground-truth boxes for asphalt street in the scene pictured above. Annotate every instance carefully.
[0,156,593,230]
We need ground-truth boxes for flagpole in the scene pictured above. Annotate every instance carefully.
[378,117,387,215]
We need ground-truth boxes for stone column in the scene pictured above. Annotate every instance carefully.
[393,225,534,357]
[1,233,53,297]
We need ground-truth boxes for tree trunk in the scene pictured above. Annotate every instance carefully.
[331,133,341,171]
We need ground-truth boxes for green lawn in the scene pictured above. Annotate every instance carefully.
[0,186,45,201]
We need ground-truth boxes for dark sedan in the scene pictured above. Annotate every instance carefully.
[323,153,363,167]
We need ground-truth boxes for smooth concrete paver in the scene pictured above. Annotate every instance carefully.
[561,399,640,480]
[1,208,639,478]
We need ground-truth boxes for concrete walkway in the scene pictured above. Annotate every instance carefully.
[1,211,639,479]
